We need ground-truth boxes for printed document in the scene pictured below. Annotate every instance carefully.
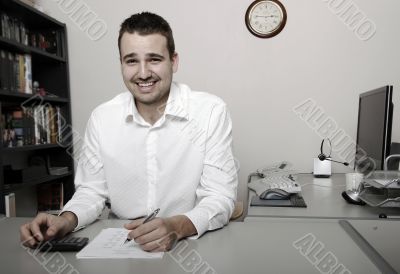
[76,228,164,259]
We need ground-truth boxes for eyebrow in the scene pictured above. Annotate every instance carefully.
[122,52,165,61]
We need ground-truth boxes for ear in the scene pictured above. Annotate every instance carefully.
[172,52,179,73]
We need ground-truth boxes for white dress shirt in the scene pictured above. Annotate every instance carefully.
[61,82,238,237]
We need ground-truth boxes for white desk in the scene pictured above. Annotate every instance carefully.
[247,173,400,219]
[1,218,394,274]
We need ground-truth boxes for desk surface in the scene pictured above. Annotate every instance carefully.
[348,219,400,273]
[0,217,392,274]
[247,173,400,219]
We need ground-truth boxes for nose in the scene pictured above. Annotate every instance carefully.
[138,62,152,79]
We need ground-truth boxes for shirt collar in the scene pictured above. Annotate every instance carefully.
[125,93,143,124]
[164,82,189,120]
[125,82,189,124]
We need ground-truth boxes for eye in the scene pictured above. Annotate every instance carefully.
[125,59,137,65]
[150,58,162,64]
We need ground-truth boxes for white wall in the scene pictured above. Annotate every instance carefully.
[38,0,400,205]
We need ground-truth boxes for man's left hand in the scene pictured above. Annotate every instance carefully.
[123,215,197,252]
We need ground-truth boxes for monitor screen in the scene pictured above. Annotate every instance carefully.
[355,86,393,173]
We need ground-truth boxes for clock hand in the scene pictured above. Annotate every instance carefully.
[255,15,278,18]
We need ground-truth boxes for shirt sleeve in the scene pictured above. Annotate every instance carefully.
[60,111,109,230]
[183,103,238,237]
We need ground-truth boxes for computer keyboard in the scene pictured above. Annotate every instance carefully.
[260,174,302,193]
[248,174,302,195]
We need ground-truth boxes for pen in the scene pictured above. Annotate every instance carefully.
[142,208,160,223]
[124,208,160,244]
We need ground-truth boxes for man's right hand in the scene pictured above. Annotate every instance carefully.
[20,211,78,248]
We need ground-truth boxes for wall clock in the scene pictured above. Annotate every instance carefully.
[245,0,287,38]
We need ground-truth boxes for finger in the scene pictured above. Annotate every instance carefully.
[124,218,144,230]
[140,240,162,252]
[134,227,164,245]
[147,232,179,252]
[141,235,169,252]
[149,244,167,253]
[45,215,63,239]
[127,223,157,242]
[44,224,59,240]
[20,223,38,247]
[130,220,159,239]
[30,213,51,241]
[29,221,44,242]
[149,236,170,252]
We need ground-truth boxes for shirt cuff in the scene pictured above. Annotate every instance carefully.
[60,204,89,232]
[183,207,210,238]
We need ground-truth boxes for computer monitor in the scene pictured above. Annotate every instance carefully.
[355,86,393,174]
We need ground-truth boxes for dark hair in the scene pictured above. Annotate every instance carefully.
[118,12,175,60]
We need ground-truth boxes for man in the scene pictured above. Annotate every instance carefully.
[20,12,238,252]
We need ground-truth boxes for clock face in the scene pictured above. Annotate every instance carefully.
[245,0,287,38]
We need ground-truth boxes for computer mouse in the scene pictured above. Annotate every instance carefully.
[260,189,291,200]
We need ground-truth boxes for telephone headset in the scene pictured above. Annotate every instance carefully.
[318,138,349,166]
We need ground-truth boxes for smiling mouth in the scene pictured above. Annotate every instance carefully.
[136,81,156,87]
[135,81,157,93]
[136,82,156,88]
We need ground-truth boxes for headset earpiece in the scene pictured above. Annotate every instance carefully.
[318,153,326,161]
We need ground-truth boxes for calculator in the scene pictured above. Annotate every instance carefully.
[38,237,89,252]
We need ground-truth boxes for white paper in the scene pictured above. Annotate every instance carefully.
[373,179,400,188]
[76,228,164,259]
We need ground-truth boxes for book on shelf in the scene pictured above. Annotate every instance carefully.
[0,49,7,91]
[5,192,16,217]
[8,51,15,92]
[0,49,32,94]
[24,54,32,93]
[1,12,62,57]
[37,182,64,212]
[0,13,29,46]
[49,166,69,176]
[2,104,64,147]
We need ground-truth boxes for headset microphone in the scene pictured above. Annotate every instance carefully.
[318,139,349,166]
[318,154,349,166]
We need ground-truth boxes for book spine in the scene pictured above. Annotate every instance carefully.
[41,107,45,144]
[14,18,20,43]
[45,106,50,144]
[0,13,5,38]
[18,54,24,93]
[0,50,7,91]
[49,106,56,144]
[37,183,63,212]
[33,106,39,144]
[7,52,15,92]
[24,54,32,94]
[22,107,28,146]
[56,106,62,143]
[5,193,16,217]
[29,107,35,145]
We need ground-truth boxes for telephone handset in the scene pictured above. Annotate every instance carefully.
[256,161,294,177]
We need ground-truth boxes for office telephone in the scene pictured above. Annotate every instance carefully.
[248,161,302,196]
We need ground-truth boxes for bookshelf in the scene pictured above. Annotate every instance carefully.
[0,0,74,215]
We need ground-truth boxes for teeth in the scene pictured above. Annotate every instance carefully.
[138,82,154,87]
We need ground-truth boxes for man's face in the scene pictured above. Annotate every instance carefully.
[120,32,178,108]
